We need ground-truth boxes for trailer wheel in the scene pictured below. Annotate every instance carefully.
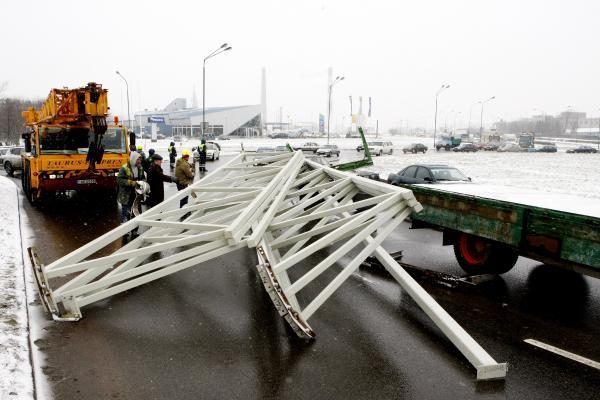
[453,233,518,275]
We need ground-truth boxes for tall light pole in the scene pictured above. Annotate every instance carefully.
[203,43,232,139]
[479,96,495,140]
[115,71,131,132]
[327,76,344,144]
[433,84,450,149]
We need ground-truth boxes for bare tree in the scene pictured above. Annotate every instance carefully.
[0,96,43,144]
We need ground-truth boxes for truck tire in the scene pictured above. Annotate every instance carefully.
[453,233,518,275]
[5,162,14,177]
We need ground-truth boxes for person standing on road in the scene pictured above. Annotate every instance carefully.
[168,141,177,170]
[175,149,194,208]
[146,153,173,208]
[117,152,145,237]
[198,138,207,173]
[142,148,155,173]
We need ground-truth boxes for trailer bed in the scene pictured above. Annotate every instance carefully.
[403,183,600,274]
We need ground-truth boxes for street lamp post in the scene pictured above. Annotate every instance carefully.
[115,71,131,132]
[203,43,232,139]
[479,96,495,140]
[433,84,450,149]
[327,76,344,144]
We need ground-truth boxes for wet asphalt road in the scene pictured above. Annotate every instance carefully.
[12,151,600,399]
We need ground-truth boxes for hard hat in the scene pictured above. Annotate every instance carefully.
[182,149,191,157]
[136,144,143,150]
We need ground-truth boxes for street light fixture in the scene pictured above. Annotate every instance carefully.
[203,43,232,139]
[327,76,344,144]
[433,84,450,149]
[479,96,495,140]
[115,71,132,132]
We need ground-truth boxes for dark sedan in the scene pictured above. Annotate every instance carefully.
[387,164,471,185]
[402,143,428,154]
[566,145,597,154]
[452,143,478,152]
[537,145,557,153]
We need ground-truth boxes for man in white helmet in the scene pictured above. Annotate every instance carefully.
[117,151,146,239]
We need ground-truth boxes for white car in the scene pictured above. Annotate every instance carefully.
[497,142,522,153]
[206,143,220,161]
[316,144,340,157]
[367,141,393,156]
[3,146,24,176]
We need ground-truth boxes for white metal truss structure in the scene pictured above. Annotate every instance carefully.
[30,150,507,380]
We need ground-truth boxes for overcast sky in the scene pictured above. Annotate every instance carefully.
[2,0,599,131]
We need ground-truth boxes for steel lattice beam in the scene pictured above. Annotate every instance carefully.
[29,150,507,380]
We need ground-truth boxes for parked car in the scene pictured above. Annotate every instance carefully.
[387,164,471,185]
[206,143,220,160]
[3,146,24,176]
[367,141,393,156]
[216,135,231,140]
[275,145,290,152]
[497,143,522,152]
[566,145,597,154]
[294,142,320,152]
[402,143,428,154]
[316,144,340,157]
[481,143,499,151]
[0,147,10,164]
[452,143,478,152]
[536,145,557,153]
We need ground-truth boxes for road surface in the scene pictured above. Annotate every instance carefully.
[12,151,600,399]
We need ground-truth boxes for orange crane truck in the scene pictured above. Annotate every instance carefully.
[20,82,132,204]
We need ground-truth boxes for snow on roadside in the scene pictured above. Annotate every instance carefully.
[0,177,34,399]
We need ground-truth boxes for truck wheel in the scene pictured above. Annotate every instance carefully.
[453,233,518,275]
[5,162,14,177]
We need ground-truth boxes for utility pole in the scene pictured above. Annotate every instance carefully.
[434,84,450,149]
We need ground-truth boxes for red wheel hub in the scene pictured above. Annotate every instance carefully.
[459,234,490,266]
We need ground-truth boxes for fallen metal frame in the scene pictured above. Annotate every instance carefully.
[30,150,507,380]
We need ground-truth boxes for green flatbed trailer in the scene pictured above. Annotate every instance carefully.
[402,184,600,277]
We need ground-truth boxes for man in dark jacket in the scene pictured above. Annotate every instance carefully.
[147,154,173,208]
[168,141,177,170]
[142,148,155,173]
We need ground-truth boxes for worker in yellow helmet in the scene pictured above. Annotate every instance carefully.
[175,149,194,209]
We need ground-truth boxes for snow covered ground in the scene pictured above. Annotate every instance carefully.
[144,135,600,201]
[0,177,34,399]
[1,134,599,399]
